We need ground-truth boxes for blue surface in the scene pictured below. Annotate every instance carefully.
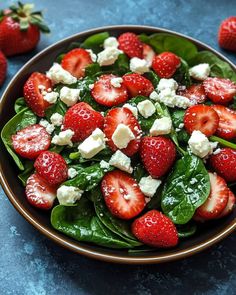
[1,0,236,294]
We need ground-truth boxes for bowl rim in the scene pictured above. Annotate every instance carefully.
[0,25,236,264]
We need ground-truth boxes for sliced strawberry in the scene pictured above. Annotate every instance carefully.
[184,105,219,136]
[104,107,142,156]
[91,74,128,107]
[118,32,143,58]
[122,73,154,97]
[12,124,51,159]
[218,17,236,52]
[195,172,229,219]
[142,44,155,67]
[152,52,181,78]
[203,77,236,104]
[101,170,145,220]
[211,105,236,140]
[61,48,93,79]
[178,84,206,104]
[23,72,52,117]
[26,173,57,210]
[217,189,236,218]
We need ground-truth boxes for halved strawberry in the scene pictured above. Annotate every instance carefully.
[152,52,181,78]
[101,170,145,220]
[122,73,154,97]
[218,17,236,52]
[118,32,143,58]
[184,105,219,136]
[211,105,236,140]
[217,189,235,218]
[104,107,142,156]
[178,84,206,104]
[142,44,155,67]
[61,48,93,78]
[12,124,51,159]
[203,77,236,104]
[91,74,128,107]
[26,173,57,210]
[23,72,52,117]
[195,172,229,219]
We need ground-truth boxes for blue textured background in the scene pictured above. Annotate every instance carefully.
[1,0,236,294]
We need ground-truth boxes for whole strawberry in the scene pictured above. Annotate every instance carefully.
[0,50,7,86]
[218,16,236,52]
[0,2,50,56]
[132,210,179,248]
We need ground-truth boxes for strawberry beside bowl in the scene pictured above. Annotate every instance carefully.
[0,25,236,264]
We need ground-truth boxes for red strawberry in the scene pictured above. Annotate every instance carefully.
[152,52,181,78]
[178,84,206,104]
[217,189,235,218]
[0,50,7,86]
[0,3,50,56]
[132,210,179,248]
[184,105,219,136]
[63,102,104,142]
[203,77,236,104]
[142,44,155,66]
[211,105,236,140]
[195,172,229,219]
[25,173,56,210]
[118,32,143,58]
[209,148,236,182]
[101,170,145,220]
[34,151,68,185]
[91,74,128,107]
[122,73,154,97]
[218,17,236,52]
[23,72,53,117]
[12,124,51,159]
[140,136,176,178]
[61,48,93,79]
[104,108,142,156]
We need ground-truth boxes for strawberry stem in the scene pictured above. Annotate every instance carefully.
[210,135,236,150]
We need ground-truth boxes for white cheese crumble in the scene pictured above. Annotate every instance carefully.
[57,185,83,205]
[189,63,210,81]
[46,63,77,84]
[103,37,119,48]
[110,77,123,88]
[157,88,192,109]
[157,78,178,92]
[50,113,63,126]
[139,176,161,198]
[188,130,212,158]
[59,86,80,107]
[109,150,133,174]
[123,103,138,118]
[68,168,78,179]
[88,83,94,90]
[100,160,110,169]
[130,57,149,74]
[149,90,159,101]
[150,117,172,136]
[43,91,59,104]
[97,47,122,66]
[213,148,222,155]
[52,129,74,147]
[86,49,97,62]
[111,123,135,149]
[137,99,156,118]
[39,119,55,134]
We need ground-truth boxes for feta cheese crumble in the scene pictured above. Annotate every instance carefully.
[157,88,192,109]
[139,176,161,197]
[111,123,135,149]
[50,113,63,126]
[123,103,138,118]
[59,86,80,107]
[52,129,74,147]
[57,185,83,205]
[103,37,119,48]
[100,160,110,169]
[68,168,78,179]
[188,130,212,158]
[43,91,59,104]
[149,90,159,101]
[110,77,123,88]
[39,119,55,134]
[86,49,97,62]
[150,117,172,136]
[130,57,149,74]
[137,100,156,118]
[157,78,178,92]
[97,47,122,66]
[189,63,210,81]
[109,150,133,173]
[46,63,77,84]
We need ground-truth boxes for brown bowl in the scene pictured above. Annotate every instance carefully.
[0,25,235,264]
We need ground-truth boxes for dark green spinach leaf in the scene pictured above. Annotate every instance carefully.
[170,109,190,144]
[45,99,67,121]
[177,222,197,238]
[18,160,34,186]
[14,97,27,113]
[81,32,109,53]
[173,59,191,87]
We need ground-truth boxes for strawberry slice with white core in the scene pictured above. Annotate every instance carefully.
[142,44,155,67]
[91,74,128,107]
[26,173,57,210]
[196,172,229,219]
[12,124,51,159]
[101,170,145,220]
[61,48,93,78]
[217,190,236,219]
[178,84,206,104]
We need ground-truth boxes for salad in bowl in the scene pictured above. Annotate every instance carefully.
[1,29,236,252]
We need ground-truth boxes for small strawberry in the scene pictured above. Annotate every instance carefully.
[91,74,128,107]
[34,151,68,185]
[152,52,181,78]
[61,48,93,79]
[118,32,143,58]
[101,170,145,220]
[140,136,176,178]
[122,73,154,97]
[142,44,155,67]
[178,84,206,104]
[0,50,7,86]
[217,189,236,218]
[26,173,56,210]
[12,124,51,159]
[0,2,50,56]
[132,210,179,248]
[63,102,104,142]
[218,17,236,52]
[23,72,53,117]
[209,148,236,182]
[104,107,142,156]
[211,105,236,140]
[184,105,219,136]
[203,77,236,104]
[195,172,229,220]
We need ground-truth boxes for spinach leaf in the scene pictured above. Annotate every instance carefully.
[18,160,34,186]
[143,71,160,88]
[45,99,67,121]
[170,109,190,144]
[173,59,191,87]
[81,32,109,53]
[51,197,132,248]
[177,222,197,238]
[161,154,210,224]
[14,97,27,113]
[139,33,198,62]
[85,63,101,77]
[133,163,147,182]
[101,54,130,76]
